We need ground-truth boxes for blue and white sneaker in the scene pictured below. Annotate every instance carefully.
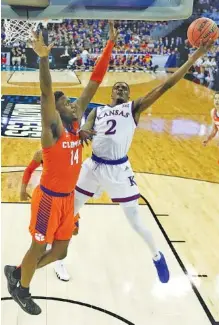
[153,252,170,283]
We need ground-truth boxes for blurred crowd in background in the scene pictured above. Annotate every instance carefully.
[1,0,219,89]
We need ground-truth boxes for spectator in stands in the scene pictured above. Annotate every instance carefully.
[70,53,83,70]
[11,46,22,67]
[21,49,27,66]
[81,48,89,69]
[203,56,217,88]
[1,53,7,67]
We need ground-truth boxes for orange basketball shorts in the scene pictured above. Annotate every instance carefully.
[29,185,77,244]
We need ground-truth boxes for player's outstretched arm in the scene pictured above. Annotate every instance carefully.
[20,150,42,201]
[74,21,119,121]
[203,123,217,146]
[132,39,214,123]
[31,31,63,146]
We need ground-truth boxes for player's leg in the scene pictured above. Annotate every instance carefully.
[4,187,71,314]
[53,215,80,281]
[106,162,170,283]
[53,162,101,281]
[120,200,169,283]
[36,192,78,271]
[120,200,160,258]
[36,239,69,268]
[4,186,49,315]
[46,243,71,281]
[74,158,101,215]
[50,193,83,281]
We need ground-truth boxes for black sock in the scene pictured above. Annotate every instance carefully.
[13,266,21,280]
[18,284,30,297]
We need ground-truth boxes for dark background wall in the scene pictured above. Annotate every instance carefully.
[1,46,69,69]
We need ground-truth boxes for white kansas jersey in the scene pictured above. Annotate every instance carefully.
[92,101,137,160]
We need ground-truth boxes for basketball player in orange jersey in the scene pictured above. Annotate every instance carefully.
[5,21,119,315]
[76,39,214,284]
[20,149,79,281]
[203,91,219,148]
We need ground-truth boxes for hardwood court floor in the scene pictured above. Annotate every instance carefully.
[1,70,219,324]
[2,70,218,182]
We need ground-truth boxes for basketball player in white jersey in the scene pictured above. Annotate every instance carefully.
[75,40,213,283]
[203,91,219,147]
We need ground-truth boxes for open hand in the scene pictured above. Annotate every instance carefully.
[20,189,31,201]
[108,21,119,43]
[31,31,54,58]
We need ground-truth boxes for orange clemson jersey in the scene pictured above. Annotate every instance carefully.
[40,121,82,194]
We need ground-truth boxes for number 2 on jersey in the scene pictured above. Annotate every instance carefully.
[70,149,79,165]
[105,119,117,135]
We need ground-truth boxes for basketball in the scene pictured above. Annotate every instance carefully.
[187,17,219,48]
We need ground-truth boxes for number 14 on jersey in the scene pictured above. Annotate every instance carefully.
[70,149,79,165]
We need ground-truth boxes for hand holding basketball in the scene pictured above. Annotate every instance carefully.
[187,18,219,48]
[31,31,54,58]
[190,38,214,61]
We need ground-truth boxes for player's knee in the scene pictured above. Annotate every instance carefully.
[51,243,69,260]
[56,248,68,260]
[120,202,141,230]
[30,240,46,258]
[120,200,139,218]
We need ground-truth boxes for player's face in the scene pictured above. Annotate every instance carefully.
[56,96,78,123]
[214,94,219,109]
[111,83,130,104]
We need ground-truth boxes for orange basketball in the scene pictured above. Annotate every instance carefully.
[187,17,219,48]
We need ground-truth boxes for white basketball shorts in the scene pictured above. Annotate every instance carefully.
[76,157,140,203]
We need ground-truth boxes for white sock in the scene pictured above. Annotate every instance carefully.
[121,204,160,260]
[55,259,64,268]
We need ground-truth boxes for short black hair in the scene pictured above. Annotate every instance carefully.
[113,82,130,93]
[54,91,64,102]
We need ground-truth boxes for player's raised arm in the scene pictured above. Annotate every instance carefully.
[31,32,63,145]
[132,39,214,123]
[74,21,119,121]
